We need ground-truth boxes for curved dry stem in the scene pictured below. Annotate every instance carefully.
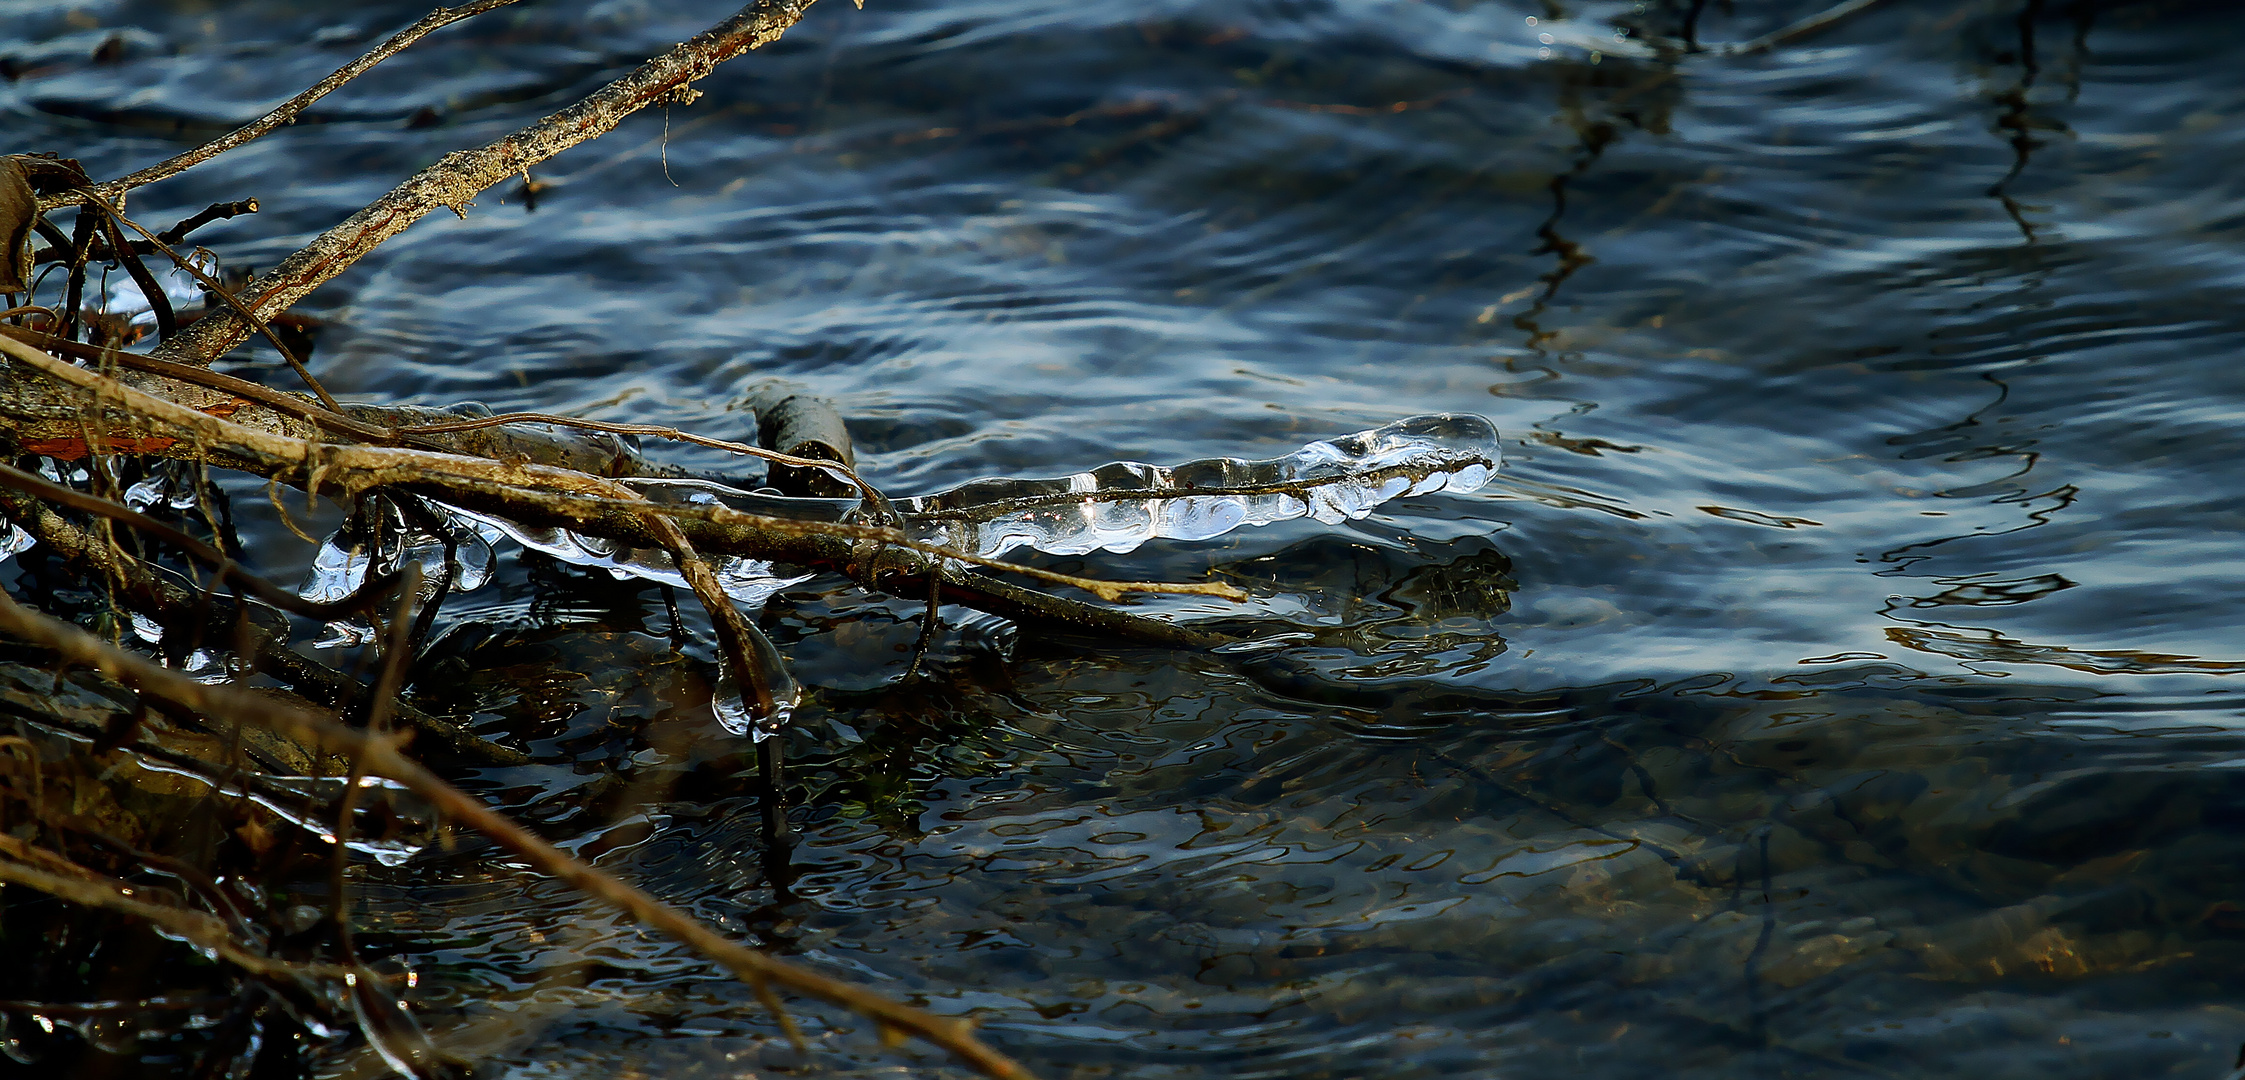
[0,593,1036,1080]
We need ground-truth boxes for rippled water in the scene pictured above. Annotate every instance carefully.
[11,0,2245,1076]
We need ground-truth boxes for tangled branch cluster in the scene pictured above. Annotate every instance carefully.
[0,2,1075,1076]
[0,0,1508,1071]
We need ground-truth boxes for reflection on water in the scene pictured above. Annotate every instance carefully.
[11,0,2245,1075]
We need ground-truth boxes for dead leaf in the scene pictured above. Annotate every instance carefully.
[0,157,33,293]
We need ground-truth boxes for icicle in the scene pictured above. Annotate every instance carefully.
[898,413,1501,558]
[124,475,165,511]
[711,620,801,739]
[122,464,201,512]
[299,533,374,606]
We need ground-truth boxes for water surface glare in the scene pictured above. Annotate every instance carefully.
[9,0,2245,1076]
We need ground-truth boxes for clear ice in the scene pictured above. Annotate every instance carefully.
[289,413,1498,733]
[124,466,202,512]
[299,486,819,637]
[103,266,210,329]
[896,413,1500,558]
[0,521,34,564]
[299,501,508,608]
[440,503,813,610]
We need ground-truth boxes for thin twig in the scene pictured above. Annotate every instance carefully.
[0,591,1036,1080]
[43,1,532,212]
[155,0,823,367]
[78,193,341,411]
[158,200,259,246]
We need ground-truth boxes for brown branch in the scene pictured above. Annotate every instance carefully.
[0,591,1036,1080]
[80,194,341,411]
[0,460,399,622]
[0,841,354,984]
[157,199,259,246]
[40,1,532,212]
[154,0,823,367]
[0,333,1248,607]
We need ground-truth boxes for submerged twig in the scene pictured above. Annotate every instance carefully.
[1727,0,1900,55]
[0,844,354,985]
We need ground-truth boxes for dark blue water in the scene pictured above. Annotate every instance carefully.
[10,0,2245,1076]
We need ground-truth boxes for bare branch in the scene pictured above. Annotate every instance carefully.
[0,839,355,984]
[0,591,1038,1080]
[0,334,1251,609]
[40,0,533,212]
[155,0,822,366]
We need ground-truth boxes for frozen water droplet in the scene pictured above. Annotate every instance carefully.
[299,535,371,605]
[0,521,34,563]
[712,676,754,738]
[125,476,165,510]
[355,840,418,868]
[712,633,801,739]
[311,621,375,650]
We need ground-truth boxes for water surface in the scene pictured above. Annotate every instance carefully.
[9,0,2245,1076]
